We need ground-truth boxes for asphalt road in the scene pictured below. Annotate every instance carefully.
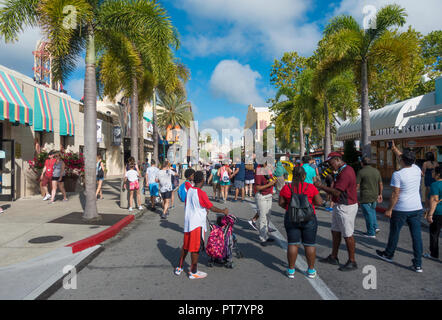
[50,185,442,300]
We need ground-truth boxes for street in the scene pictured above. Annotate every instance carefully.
[50,185,442,300]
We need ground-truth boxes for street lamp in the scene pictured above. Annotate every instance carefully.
[304,126,312,155]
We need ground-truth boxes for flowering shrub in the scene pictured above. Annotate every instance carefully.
[28,150,85,177]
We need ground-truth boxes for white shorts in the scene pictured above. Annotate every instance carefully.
[331,204,358,238]
[245,179,255,184]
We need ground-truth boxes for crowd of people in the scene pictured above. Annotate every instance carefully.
[88,144,440,280]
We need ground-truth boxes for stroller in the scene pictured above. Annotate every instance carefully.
[206,214,243,268]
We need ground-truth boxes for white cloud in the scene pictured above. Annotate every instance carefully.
[333,0,442,34]
[209,60,265,106]
[175,0,322,58]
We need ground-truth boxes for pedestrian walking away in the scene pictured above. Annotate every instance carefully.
[274,158,288,193]
[424,166,442,261]
[376,142,424,272]
[157,161,174,219]
[123,162,143,211]
[175,171,229,279]
[279,166,323,279]
[208,164,221,201]
[357,157,383,237]
[314,152,359,271]
[233,159,246,202]
[218,162,233,203]
[145,160,160,211]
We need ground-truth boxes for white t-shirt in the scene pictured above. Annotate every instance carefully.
[157,169,173,193]
[390,164,423,212]
[146,166,160,185]
[184,187,213,233]
[125,169,139,183]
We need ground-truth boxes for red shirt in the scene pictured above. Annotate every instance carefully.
[280,182,319,214]
[255,166,274,195]
[44,158,57,177]
[333,164,358,205]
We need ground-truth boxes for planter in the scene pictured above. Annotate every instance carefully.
[64,176,79,192]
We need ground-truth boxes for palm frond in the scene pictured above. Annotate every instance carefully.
[0,0,39,42]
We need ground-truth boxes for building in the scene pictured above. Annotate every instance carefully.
[0,64,124,200]
[244,104,272,143]
[337,77,442,179]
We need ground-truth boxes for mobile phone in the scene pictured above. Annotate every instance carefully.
[387,141,392,149]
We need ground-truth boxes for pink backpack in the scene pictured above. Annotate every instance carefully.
[205,225,225,259]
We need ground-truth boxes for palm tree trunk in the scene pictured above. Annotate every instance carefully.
[324,100,331,158]
[82,24,99,220]
[152,88,159,164]
[361,59,371,158]
[131,77,138,162]
[299,118,305,157]
[138,113,144,164]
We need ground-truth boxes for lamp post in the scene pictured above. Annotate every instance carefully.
[304,126,312,156]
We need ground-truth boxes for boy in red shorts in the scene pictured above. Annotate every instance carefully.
[175,171,228,279]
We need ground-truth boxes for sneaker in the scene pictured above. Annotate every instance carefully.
[260,238,275,247]
[161,213,167,219]
[339,260,358,271]
[325,207,333,212]
[189,270,207,279]
[286,268,295,279]
[362,233,376,239]
[268,227,277,233]
[319,255,339,265]
[128,207,133,212]
[306,269,317,279]
[138,206,143,210]
[423,252,439,261]
[248,220,258,231]
[375,229,381,234]
[43,194,51,201]
[411,265,423,273]
[174,267,183,275]
[376,250,393,262]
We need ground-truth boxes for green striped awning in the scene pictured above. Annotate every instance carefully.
[34,87,54,132]
[0,70,33,125]
[59,97,75,136]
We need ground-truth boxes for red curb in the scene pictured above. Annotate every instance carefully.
[66,215,135,254]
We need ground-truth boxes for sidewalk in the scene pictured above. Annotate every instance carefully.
[0,176,143,299]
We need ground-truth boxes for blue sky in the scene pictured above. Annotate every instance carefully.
[1,0,441,136]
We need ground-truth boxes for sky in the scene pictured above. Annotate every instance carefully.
[1,0,441,140]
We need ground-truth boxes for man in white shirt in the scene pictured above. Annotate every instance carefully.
[145,160,160,211]
[376,143,424,272]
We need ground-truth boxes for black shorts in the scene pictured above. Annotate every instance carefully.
[284,214,318,246]
[161,191,172,199]
[52,176,65,182]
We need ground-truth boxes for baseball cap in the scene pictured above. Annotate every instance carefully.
[326,152,343,161]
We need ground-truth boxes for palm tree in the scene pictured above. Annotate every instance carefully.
[1,0,179,220]
[317,4,413,157]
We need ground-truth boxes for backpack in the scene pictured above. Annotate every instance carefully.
[206,225,225,259]
[288,182,315,224]
[177,181,188,202]
[96,161,104,179]
[221,167,230,182]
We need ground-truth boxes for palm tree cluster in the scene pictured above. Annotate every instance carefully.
[270,4,438,158]
[0,0,189,220]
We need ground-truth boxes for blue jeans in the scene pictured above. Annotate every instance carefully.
[385,209,423,267]
[361,202,378,236]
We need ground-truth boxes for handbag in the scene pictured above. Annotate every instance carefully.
[288,182,315,224]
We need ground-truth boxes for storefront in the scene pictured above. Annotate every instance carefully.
[0,64,124,199]
[337,77,442,180]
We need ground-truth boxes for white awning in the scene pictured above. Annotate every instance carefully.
[336,92,437,141]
